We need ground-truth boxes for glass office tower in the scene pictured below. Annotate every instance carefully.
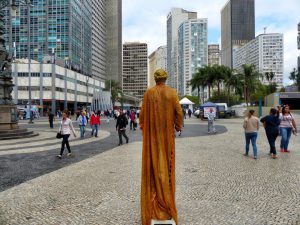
[4,0,92,76]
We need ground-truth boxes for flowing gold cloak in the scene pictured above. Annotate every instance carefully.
[140,83,183,225]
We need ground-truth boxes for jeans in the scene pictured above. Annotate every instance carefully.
[130,120,136,130]
[91,124,99,137]
[60,134,71,155]
[266,131,278,155]
[245,132,258,157]
[79,125,85,138]
[208,120,215,133]
[118,129,128,145]
[280,127,292,151]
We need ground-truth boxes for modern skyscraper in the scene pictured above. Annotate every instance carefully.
[221,0,255,68]
[148,45,167,88]
[92,0,107,82]
[123,42,148,98]
[178,18,208,96]
[106,0,122,86]
[5,0,93,76]
[234,33,284,87]
[167,8,197,90]
[208,44,220,66]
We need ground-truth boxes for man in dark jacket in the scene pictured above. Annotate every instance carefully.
[116,110,129,146]
[48,110,54,128]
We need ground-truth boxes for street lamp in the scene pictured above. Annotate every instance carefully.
[10,0,34,123]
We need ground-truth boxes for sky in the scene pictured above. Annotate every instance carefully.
[122,0,300,85]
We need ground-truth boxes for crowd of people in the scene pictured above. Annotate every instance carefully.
[243,104,297,159]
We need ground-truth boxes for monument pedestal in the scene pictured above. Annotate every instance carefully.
[0,105,38,140]
[151,219,176,225]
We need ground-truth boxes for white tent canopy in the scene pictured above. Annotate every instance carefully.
[179,97,195,105]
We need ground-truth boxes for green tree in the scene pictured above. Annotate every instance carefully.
[224,71,244,105]
[190,67,207,105]
[240,64,260,105]
[289,67,300,91]
[104,80,122,108]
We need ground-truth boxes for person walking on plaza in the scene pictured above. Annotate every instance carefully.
[207,108,216,134]
[279,105,297,153]
[243,109,259,159]
[129,110,137,130]
[140,69,183,225]
[48,110,54,129]
[188,108,192,118]
[116,110,129,146]
[260,108,280,159]
[90,111,101,137]
[77,111,87,139]
[57,111,76,159]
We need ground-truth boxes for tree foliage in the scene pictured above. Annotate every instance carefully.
[104,80,122,107]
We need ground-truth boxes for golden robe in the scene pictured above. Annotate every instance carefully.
[140,83,183,225]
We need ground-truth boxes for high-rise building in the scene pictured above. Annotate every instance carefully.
[148,45,167,88]
[234,33,284,87]
[178,18,208,96]
[106,0,122,85]
[221,0,255,68]
[123,42,148,98]
[4,0,93,76]
[92,0,107,81]
[167,8,197,90]
[208,44,220,66]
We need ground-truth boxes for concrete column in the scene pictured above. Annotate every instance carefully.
[51,63,56,112]
[74,73,78,111]
[13,63,18,104]
[64,67,67,109]
[39,63,43,114]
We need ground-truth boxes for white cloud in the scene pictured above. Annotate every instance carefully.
[123,0,300,85]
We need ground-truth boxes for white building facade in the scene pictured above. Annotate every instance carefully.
[167,8,197,90]
[178,18,208,96]
[12,60,111,115]
[234,33,284,87]
[148,45,167,88]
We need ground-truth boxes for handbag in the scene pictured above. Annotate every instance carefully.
[56,132,63,139]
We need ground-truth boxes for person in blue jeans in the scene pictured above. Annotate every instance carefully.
[279,105,297,152]
[77,111,87,139]
[243,110,259,159]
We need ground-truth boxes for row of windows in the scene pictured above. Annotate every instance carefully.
[18,72,52,77]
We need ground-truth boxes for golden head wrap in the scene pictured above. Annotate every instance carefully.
[154,69,168,82]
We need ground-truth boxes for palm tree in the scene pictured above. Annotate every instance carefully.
[224,71,243,105]
[240,64,260,105]
[190,67,206,105]
[264,71,275,82]
[104,80,122,108]
[203,65,215,99]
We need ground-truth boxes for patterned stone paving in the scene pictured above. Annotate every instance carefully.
[0,116,299,225]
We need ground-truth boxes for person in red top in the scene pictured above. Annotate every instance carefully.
[129,110,137,130]
[90,111,101,137]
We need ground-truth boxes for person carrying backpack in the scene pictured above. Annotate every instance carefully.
[116,110,129,146]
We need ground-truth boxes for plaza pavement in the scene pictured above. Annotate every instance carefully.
[0,115,299,225]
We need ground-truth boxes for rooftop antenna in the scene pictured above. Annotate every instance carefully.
[264,27,267,34]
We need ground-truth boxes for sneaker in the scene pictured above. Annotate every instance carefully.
[118,143,122,146]
[57,155,62,159]
[280,148,284,152]
[126,138,129,144]
[243,153,248,157]
[284,150,290,153]
[272,154,278,159]
[67,153,72,157]
[253,156,257,159]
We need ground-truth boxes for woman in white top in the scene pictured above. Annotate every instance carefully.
[57,112,76,158]
[279,105,297,153]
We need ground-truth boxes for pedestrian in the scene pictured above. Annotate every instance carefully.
[86,111,90,123]
[116,110,129,146]
[260,108,280,159]
[279,105,297,153]
[243,109,259,159]
[77,111,87,139]
[139,69,183,225]
[57,111,76,159]
[129,110,137,130]
[48,110,54,129]
[207,108,216,134]
[90,111,101,137]
[136,108,140,118]
[188,108,192,118]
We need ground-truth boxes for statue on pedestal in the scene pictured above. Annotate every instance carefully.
[140,69,183,225]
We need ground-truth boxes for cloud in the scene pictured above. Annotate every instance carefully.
[123,0,300,85]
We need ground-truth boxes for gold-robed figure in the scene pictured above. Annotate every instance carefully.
[140,69,183,225]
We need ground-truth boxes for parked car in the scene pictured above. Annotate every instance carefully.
[216,103,235,118]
